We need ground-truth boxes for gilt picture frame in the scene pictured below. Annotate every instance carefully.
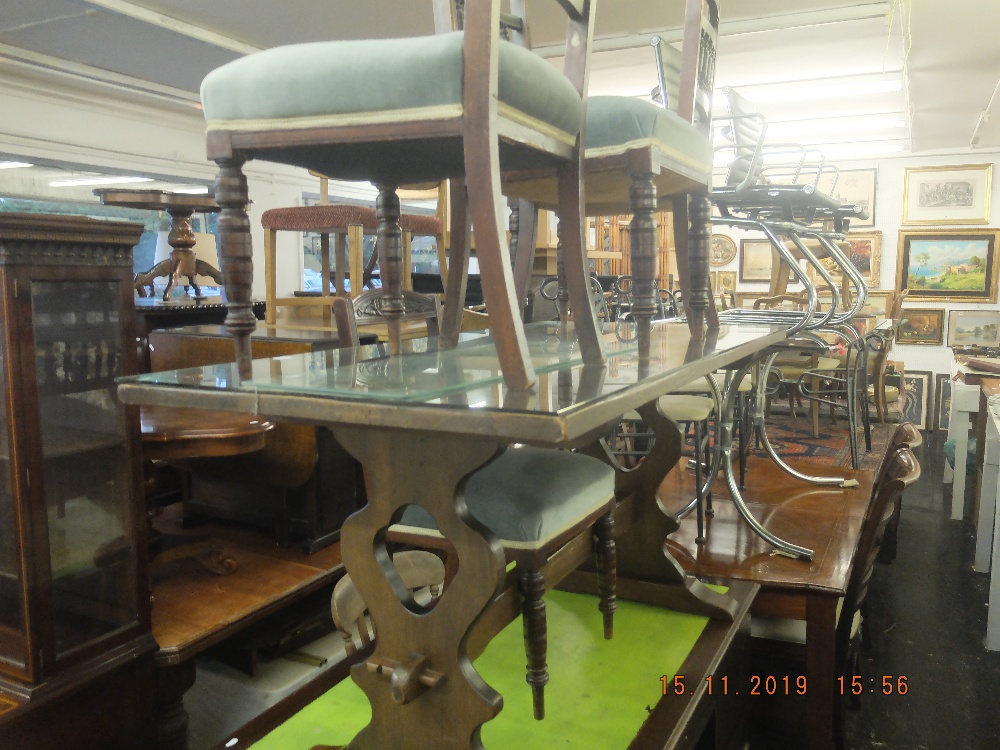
[710,234,738,266]
[739,239,775,282]
[808,231,882,288]
[902,164,993,225]
[896,228,1000,303]
[897,308,945,345]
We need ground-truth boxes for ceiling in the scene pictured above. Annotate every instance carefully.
[2,0,1000,177]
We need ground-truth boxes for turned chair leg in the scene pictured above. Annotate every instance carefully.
[520,569,548,720]
[595,512,617,640]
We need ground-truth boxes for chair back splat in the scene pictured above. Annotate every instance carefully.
[200,0,605,390]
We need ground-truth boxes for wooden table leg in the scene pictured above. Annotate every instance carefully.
[805,594,837,750]
[332,426,507,750]
[155,660,197,750]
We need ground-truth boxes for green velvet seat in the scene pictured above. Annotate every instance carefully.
[200,32,584,182]
[505,95,713,216]
[395,445,617,721]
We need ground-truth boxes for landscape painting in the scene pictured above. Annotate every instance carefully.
[896,229,1000,302]
[947,310,1000,348]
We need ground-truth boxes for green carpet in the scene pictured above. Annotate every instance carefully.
[251,589,715,749]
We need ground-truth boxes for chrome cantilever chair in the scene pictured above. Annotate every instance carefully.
[332,298,617,722]
[693,86,879,558]
[199,0,604,391]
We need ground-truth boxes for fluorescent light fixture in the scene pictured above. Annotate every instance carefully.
[738,79,903,105]
[168,186,210,194]
[49,175,153,187]
[714,77,903,110]
[811,141,904,159]
[0,161,33,169]
[713,140,905,167]
[765,117,906,139]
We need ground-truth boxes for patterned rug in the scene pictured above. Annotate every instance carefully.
[750,409,899,471]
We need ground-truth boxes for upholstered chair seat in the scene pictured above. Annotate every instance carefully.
[201,32,585,185]
[395,445,617,721]
[506,96,714,216]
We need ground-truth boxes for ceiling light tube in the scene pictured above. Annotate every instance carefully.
[49,176,154,187]
[715,78,903,108]
[0,161,33,169]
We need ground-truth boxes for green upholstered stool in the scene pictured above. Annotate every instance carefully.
[395,445,617,721]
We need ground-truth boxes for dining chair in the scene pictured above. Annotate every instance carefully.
[874,422,923,564]
[199,0,605,391]
[749,444,921,750]
[332,297,617,721]
[493,0,721,344]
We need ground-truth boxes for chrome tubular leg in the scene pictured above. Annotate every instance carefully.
[715,356,815,560]
[754,351,852,487]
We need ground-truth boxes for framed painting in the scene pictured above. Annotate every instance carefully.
[710,234,738,266]
[897,308,945,345]
[717,271,737,296]
[895,228,1000,302]
[902,370,932,431]
[739,239,774,282]
[857,289,893,316]
[808,231,882,288]
[935,373,952,433]
[947,309,1000,348]
[817,168,877,228]
[902,164,993,225]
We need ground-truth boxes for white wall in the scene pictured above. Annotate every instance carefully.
[711,150,1000,384]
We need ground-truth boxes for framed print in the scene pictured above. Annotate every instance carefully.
[897,308,945,345]
[902,164,993,225]
[739,239,774,282]
[896,228,1000,302]
[902,370,932,431]
[935,373,952,433]
[710,234,738,266]
[947,309,1000,348]
[717,271,737,295]
[817,168,877,228]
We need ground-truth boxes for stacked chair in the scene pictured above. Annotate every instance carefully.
[687,85,882,558]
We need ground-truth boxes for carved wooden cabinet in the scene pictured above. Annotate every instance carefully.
[0,213,156,749]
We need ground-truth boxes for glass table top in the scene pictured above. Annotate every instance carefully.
[118,320,786,443]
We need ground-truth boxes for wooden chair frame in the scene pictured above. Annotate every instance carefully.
[207,0,604,391]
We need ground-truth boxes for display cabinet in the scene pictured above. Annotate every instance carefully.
[0,213,155,746]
